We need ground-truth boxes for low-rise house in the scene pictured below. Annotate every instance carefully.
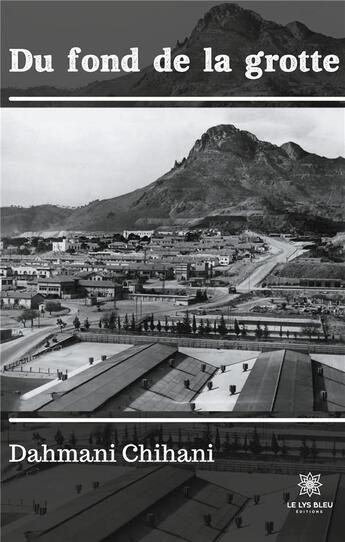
[130,292,195,306]
[79,279,123,299]
[37,276,78,298]
[0,291,44,309]
[0,276,15,291]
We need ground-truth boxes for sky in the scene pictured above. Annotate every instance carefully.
[2,1,344,88]
[2,107,344,207]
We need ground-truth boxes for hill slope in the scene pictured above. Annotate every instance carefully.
[2,124,345,236]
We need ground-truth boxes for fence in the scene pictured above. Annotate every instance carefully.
[196,458,345,474]
[2,333,77,373]
[78,331,345,355]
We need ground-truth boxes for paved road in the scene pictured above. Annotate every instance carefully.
[236,235,301,293]
[1,326,56,367]
[138,236,304,317]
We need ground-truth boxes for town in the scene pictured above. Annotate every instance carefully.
[1,226,344,413]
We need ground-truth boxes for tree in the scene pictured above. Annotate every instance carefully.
[232,433,240,454]
[73,316,80,330]
[332,440,337,457]
[249,428,262,455]
[204,319,211,334]
[177,428,183,448]
[54,429,64,446]
[311,440,319,459]
[156,319,162,333]
[123,313,129,331]
[98,318,102,329]
[263,324,269,340]
[84,318,90,330]
[299,439,310,460]
[132,426,138,446]
[149,314,155,332]
[218,314,227,336]
[109,312,116,331]
[167,433,173,449]
[102,424,112,447]
[192,315,197,334]
[182,311,191,334]
[130,313,136,332]
[255,324,263,340]
[215,428,221,453]
[102,315,109,328]
[281,438,288,456]
[243,434,248,454]
[45,300,61,315]
[234,319,240,338]
[143,319,149,332]
[17,309,39,328]
[164,316,169,333]
[198,318,205,335]
[241,324,247,337]
[117,316,121,330]
[213,319,218,334]
[223,433,230,454]
[271,433,280,456]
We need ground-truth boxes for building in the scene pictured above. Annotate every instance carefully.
[130,292,195,306]
[175,263,191,281]
[266,262,345,290]
[0,276,15,291]
[123,230,154,239]
[233,349,345,413]
[22,343,215,412]
[0,291,44,309]
[79,279,123,299]
[218,256,231,266]
[52,238,82,252]
[37,276,78,298]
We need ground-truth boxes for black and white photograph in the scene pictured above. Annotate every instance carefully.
[1,107,344,415]
[1,1,345,541]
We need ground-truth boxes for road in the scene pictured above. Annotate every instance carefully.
[236,235,300,293]
[1,326,56,367]
[137,235,304,316]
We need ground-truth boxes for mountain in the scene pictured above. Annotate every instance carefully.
[3,2,345,100]
[2,124,345,236]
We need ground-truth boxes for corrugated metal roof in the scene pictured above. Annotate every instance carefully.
[234,349,314,413]
[234,350,285,412]
[32,467,193,542]
[39,343,177,412]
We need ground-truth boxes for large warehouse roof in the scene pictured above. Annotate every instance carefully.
[23,343,177,412]
[234,350,314,412]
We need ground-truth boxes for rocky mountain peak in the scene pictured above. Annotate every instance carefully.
[281,141,307,160]
[192,2,264,37]
[186,124,260,159]
[286,20,312,40]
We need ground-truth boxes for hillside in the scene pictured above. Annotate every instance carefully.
[2,124,345,236]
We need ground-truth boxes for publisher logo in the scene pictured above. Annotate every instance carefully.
[298,473,323,497]
[286,473,333,514]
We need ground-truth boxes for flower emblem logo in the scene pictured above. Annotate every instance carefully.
[298,473,322,497]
